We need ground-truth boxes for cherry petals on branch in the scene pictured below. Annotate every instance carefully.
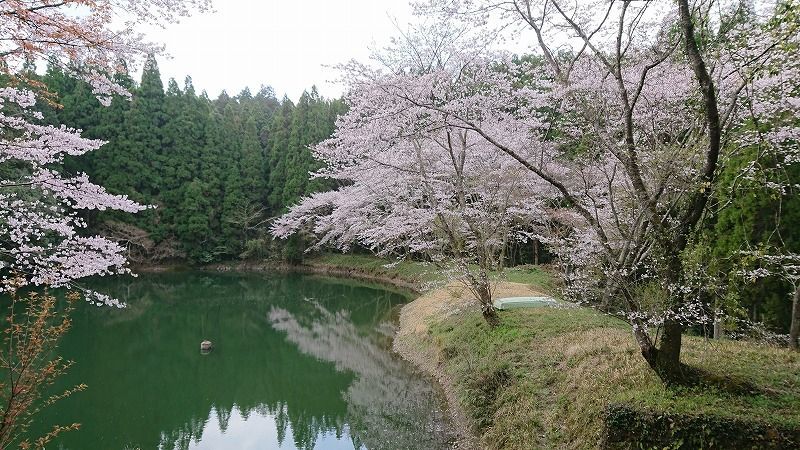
[0,87,149,301]
[1,0,209,304]
[0,0,212,102]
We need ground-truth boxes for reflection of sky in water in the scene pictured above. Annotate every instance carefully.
[185,406,361,450]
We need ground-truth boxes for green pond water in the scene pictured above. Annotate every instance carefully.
[32,271,452,450]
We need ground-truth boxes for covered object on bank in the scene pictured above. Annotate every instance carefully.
[493,296,558,310]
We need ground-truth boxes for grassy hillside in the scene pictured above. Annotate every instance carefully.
[307,253,440,285]
[428,305,800,448]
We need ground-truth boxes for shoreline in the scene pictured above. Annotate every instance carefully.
[392,284,482,450]
[216,260,481,448]
[393,281,549,450]
[129,258,800,448]
[134,258,478,448]
[134,260,423,293]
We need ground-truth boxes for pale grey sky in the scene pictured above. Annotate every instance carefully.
[145,0,415,101]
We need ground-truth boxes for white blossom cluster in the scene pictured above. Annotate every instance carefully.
[276,1,799,347]
[1,0,209,304]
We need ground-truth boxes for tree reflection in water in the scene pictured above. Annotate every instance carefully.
[270,303,454,450]
[30,272,450,450]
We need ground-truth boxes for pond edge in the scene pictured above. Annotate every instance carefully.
[138,259,478,449]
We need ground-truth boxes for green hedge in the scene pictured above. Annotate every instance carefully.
[603,403,800,449]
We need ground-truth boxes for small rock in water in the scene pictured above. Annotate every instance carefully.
[200,340,213,353]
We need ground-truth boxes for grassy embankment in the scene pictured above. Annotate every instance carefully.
[308,253,800,449]
[420,304,800,448]
[304,253,440,287]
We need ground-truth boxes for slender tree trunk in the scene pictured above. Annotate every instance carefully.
[790,284,800,351]
[656,0,719,377]
[533,239,540,265]
[633,323,656,364]
[474,276,500,328]
[713,301,724,339]
[713,317,723,340]
[601,277,621,312]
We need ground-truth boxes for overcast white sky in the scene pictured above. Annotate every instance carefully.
[144,0,415,101]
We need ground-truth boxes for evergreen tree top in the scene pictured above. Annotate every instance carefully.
[167,78,181,96]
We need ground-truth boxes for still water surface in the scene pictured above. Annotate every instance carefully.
[37,271,451,449]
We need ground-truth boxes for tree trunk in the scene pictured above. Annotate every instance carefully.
[656,320,683,375]
[790,284,800,351]
[482,304,500,328]
[533,239,540,265]
[600,279,620,313]
[633,323,656,364]
[713,307,724,340]
[713,318,723,340]
[474,278,500,328]
[635,319,683,381]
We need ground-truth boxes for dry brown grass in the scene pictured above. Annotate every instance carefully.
[397,281,545,336]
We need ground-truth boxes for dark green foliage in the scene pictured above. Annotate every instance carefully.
[174,179,214,261]
[39,59,345,263]
[280,234,307,265]
[266,97,294,210]
[701,144,800,331]
[267,89,347,210]
[603,404,800,449]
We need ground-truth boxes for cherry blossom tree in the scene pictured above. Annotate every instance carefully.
[1,0,211,300]
[400,0,799,378]
[272,23,556,325]
[272,74,553,324]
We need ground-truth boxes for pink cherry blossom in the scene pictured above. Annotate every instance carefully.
[1,1,209,304]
